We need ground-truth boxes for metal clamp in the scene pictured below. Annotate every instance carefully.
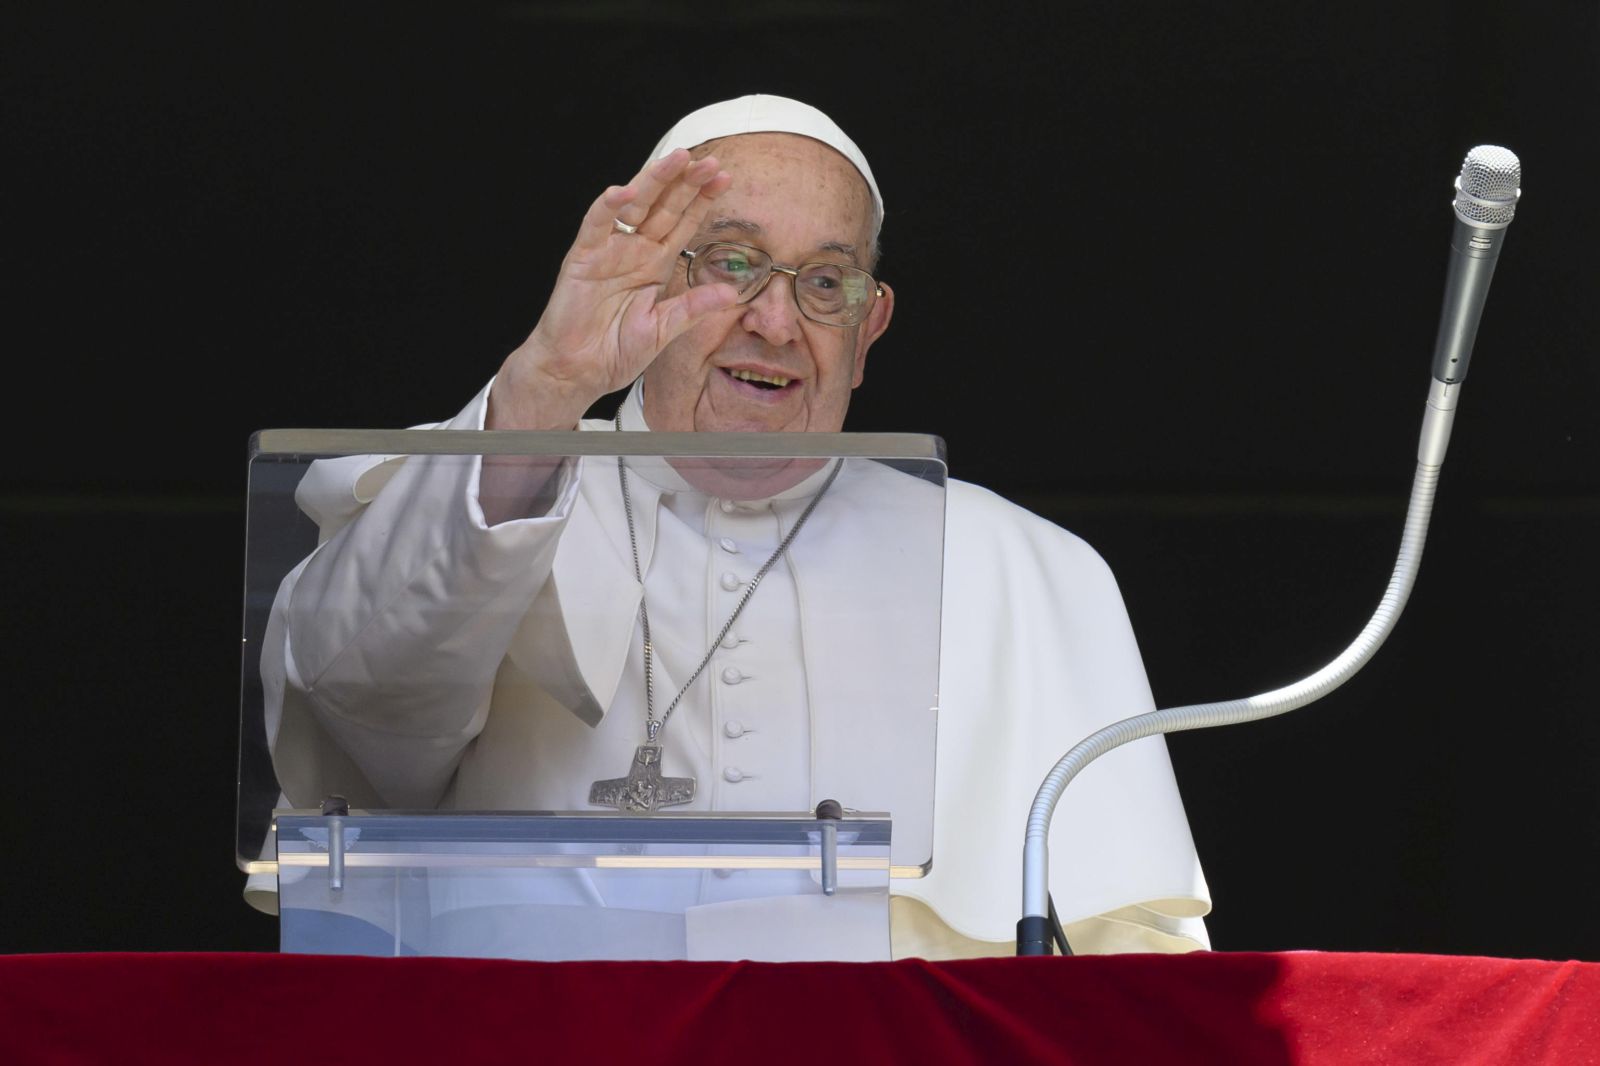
[814,799,842,896]
[321,795,349,892]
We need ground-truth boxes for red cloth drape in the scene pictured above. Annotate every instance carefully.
[2,950,1596,1064]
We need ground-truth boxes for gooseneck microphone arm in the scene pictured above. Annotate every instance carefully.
[1017,146,1523,956]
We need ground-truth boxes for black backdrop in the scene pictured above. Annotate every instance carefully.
[5,1,1596,959]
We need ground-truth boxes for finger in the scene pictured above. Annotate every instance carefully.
[636,156,725,242]
[660,169,733,252]
[575,184,639,249]
[611,148,692,229]
[650,281,740,350]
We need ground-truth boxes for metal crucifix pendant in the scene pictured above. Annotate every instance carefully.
[588,744,696,812]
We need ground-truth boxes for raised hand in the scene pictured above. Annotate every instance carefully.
[489,149,737,430]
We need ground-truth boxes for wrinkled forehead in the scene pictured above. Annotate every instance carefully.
[693,133,875,222]
[645,94,883,221]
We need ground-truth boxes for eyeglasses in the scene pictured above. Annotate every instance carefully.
[679,242,884,327]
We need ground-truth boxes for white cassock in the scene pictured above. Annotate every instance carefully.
[253,380,1212,959]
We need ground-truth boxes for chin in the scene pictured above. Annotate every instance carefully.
[693,402,803,435]
[707,416,798,434]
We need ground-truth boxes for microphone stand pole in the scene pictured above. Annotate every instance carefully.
[1018,376,1460,955]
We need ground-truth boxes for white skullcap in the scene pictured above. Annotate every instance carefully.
[646,94,883,220]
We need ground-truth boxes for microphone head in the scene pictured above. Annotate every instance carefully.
[1453,145,1522,228]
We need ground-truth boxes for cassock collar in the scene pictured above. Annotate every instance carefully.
[615,378,839,503]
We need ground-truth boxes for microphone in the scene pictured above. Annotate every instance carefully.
[1019,144,1526,955]
[1431,145,1522,385]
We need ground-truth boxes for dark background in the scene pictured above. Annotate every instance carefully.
[4,1,1595,958]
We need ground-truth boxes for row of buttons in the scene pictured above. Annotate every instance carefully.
[716,521,760,794]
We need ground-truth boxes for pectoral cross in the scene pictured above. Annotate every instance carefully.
[589,744,696,812]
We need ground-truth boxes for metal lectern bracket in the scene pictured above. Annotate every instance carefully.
[321,795,349,892]
[815,799,843,896]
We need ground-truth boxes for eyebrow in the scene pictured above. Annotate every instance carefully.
[702,216,860,265]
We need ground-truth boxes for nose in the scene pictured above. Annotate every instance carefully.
[739,271,803,346]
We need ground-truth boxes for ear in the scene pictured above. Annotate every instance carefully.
[850,281,894,388]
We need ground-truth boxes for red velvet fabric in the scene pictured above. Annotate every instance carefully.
[2,951,1595,1064]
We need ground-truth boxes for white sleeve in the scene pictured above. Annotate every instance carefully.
[270,380,581,807]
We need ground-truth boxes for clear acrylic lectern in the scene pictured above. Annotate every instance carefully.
[239,426,945,961]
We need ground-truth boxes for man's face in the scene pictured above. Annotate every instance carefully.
[641,133,893,434]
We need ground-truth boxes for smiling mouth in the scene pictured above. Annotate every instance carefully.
[725,367,794,391]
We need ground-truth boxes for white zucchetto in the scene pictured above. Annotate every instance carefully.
[645,94,883,221]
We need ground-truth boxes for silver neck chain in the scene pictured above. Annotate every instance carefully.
[614,407,841,744]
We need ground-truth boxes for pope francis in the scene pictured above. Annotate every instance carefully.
[257,94,1213,960]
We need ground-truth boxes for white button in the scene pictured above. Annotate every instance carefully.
[722,766,745,783]
[720,572,742,591]
[721,632,740,649]
[720,667,744,685]
[723,720,746,738]
[719,500,737,513]
[719,537,740,553]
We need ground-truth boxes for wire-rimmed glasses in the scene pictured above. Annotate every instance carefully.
[679,242,884,327]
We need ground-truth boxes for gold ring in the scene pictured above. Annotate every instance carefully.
[612,217,639,235]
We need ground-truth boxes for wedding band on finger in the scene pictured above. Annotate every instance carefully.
[612,217,639,235]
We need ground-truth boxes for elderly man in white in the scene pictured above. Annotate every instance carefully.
[259,95,1211,959]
